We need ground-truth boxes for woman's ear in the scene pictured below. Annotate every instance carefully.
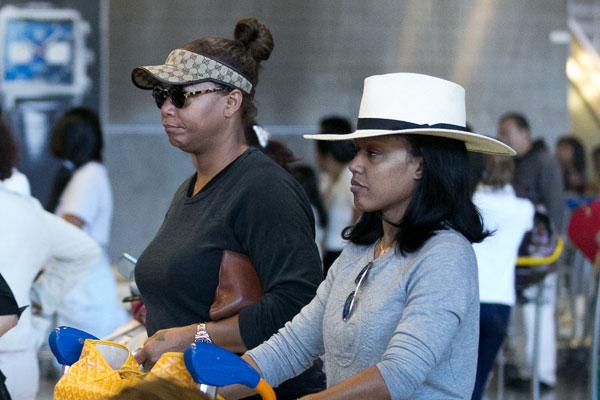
[413,157,424,180]
[223,89,243,118]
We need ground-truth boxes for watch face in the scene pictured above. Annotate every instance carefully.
[3,18,75,84]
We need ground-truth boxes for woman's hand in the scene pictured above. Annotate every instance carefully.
[215,354,261,399]
[135,316,247,370]
[134,324,196,370]
[298,366,391,400]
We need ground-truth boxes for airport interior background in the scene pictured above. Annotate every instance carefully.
[1,0,600,399]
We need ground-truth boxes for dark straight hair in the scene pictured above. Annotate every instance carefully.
[316,116,355,163]
[290,164,328,228]
[47,107,104,212]
[0,120,17,181]
[593,145,600,164]
[500,112,530,131]
[343,134,489,254]
[557,135,586,175]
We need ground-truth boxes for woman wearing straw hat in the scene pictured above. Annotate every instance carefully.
[221,73,515,400]
[130,18,325,398]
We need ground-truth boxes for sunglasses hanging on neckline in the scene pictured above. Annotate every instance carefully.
[342,261,374,321]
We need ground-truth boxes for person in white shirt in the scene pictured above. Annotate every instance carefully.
[47,108,128,338]
[315,116,357,275]
[2,168,30,196]
[0,120,31,196]
[0,120,100,400]
[290,164,328,259]
[471,155,534,400]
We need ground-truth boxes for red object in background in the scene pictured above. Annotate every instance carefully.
[568,200,600,262]
[131,299,147,326]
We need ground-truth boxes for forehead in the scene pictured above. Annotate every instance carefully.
[500,119,522,132]
[183,80,221,91]
[556,142,572,150]
[355,135,412,149]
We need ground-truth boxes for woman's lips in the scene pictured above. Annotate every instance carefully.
[350,179,367,192]
[163,124,183,134]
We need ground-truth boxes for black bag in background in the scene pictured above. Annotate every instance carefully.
[515,208,559,294]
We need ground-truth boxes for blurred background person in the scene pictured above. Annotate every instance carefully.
[555,135,587,196]
[470,155,535,400]
[465,123,486,193]
[0,120,30,196]
[0,273,19,400]
[497,111,563,390]
[290,164,328,258]
[244,121,297,172]
[588,145,600,195]
[245,122,328,258]
[0,274,19,339]
[0,119,100,400]
[0,166,30,197]
[243,121,271,151]
[498,113,564,230]
[260,139,297,173]
[315,116,356,274]
[47,107,127,338]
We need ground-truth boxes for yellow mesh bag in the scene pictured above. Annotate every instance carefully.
[145,352,196,389]
[54,340,142,400]
[54,340,196,400]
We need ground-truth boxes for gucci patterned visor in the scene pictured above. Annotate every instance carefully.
[131,49,253,95]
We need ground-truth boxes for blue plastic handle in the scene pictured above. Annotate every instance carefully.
[184,342,260,388]
[48,326,99,366]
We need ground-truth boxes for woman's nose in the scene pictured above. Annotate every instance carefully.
[160,98,175,116]
[348,156,361,174]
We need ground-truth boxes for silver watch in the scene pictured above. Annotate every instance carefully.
[194,323,212,344]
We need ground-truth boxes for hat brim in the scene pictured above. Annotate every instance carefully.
[132,66,217,90]
[131,49,254,94]
[304,128,515,156]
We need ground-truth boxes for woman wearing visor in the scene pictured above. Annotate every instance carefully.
[130,18,324,398]
[222,73,516,400]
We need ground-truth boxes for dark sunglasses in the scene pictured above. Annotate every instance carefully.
[342,261,374,321]
[152,85,229,109]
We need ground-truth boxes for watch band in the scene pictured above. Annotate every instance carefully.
[194,323,212,344]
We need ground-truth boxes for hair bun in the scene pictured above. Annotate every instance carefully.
[234,18,274,63]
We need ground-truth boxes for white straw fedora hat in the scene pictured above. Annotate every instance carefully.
[304,73,515,156]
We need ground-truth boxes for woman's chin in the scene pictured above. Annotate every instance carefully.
[167,136,189,151]
[353,201,374,214]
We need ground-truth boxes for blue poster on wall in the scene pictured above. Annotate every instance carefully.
[0,4,91,109]
[3,19,75,84]
[0,4,92,207]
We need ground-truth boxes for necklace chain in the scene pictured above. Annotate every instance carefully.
[376,239,393,257]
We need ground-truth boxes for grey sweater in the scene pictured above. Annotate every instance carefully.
[247,230,480,399]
